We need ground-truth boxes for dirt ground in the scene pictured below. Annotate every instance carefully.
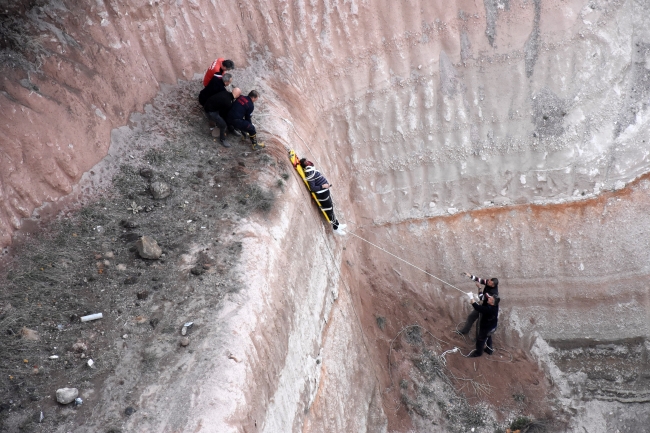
[0,80,288,432]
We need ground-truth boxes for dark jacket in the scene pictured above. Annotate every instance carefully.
[228,95,254,122]
[198,75,226,107]
[204,91,235,119]
[304,168,330,195]
[472,302,499,330]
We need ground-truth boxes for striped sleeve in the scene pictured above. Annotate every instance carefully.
[471,275,488,285]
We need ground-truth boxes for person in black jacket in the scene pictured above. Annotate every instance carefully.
[228,90,264,150]
[204,87,241,147]
[198,73,233,107]
[299,158,347,234]
[468,292,499,357]
[456,272,499,335]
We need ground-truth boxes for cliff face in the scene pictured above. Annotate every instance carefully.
[3,0,650,244]
[2,0,650,432]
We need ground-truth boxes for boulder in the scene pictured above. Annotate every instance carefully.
[56,387,78,404]
[135,236,162,260]
[150,181,170,199]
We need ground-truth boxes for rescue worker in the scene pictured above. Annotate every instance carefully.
[199,73,232,107]
[203,58,234,86]
[456,272,499,335]
[299,158,347,234]
[228,90,264,150]
[467,292,499,357]
[204,87,242,147]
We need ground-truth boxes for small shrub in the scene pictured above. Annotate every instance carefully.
[510,416,532,430]
[376,316,386,330]
[245,185,275,213]
[145,148,167,166]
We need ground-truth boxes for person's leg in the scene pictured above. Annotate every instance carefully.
[318,193,340,230]
[227,122,241,136]
[458,310,479,334]
[484,327,496,354]
[485,335,494,355]
[214,114,227,141]
[473,331,487,357]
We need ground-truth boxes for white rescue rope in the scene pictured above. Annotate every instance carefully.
[345,230,466,295]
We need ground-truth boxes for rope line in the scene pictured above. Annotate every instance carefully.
[345,230,466,295]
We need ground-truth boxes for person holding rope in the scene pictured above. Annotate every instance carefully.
[467,292,499,357]
[299,158,347,234]
[456,272,499,336]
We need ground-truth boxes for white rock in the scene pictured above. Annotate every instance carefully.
[56,387,79,404]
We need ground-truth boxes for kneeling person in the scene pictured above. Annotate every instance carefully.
[228,90,263,150]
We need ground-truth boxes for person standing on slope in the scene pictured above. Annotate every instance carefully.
[467,292,499,357]
[456,272,499,336]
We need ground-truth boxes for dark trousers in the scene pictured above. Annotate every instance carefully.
[474,325,497,356]
[231,119,256,136]
[459,309,480,334]
[206,111,226,139]
[316,191,339,229]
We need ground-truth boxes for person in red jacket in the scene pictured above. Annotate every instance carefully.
[203,58,234,87]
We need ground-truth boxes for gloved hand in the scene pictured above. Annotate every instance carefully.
[467,292,475,302]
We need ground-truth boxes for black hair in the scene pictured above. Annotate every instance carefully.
[490,278,499,287]
[222,60,235,70]
[248,90,259,99]
[492,294,500,305]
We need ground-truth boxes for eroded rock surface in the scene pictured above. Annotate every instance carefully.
[1,0,650,432]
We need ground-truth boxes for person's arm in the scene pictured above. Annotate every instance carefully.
[471,302,491,314]
[462,272,487,292]
[244,102,253,122]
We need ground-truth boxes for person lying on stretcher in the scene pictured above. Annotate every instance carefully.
[299,158,347,234]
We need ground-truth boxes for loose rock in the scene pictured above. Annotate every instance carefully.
[180,337,190,347]
[135,236,162,260]
[190,265,204,275]
[20,327,39,341]
[150,181,171,199]
[136,290,149,300]
[56,388,78,405]
[124,406,136,416]
[139,167,154,178]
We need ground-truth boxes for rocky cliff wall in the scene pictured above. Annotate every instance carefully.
[2,0,650,432]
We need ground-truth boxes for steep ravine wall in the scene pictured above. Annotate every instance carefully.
[2,0,650,432]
